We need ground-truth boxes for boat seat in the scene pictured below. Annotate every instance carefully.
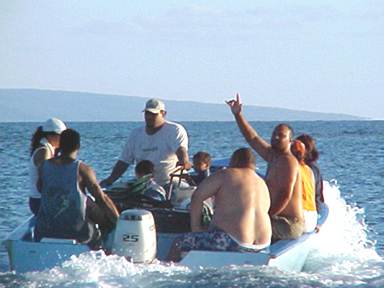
[40,238,77,244]
[269,232,312,258]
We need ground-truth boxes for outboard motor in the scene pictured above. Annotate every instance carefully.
[112,209,156,263]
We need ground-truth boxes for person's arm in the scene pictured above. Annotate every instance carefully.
[190,171,222,232]
[175,146,192,170]
[269,157,299,216]
[32,147,51,167]
[173,123,192,170]
[34,149,50,193]
[81,163,120,221]
[100,160,129,187]
[101,131,135,187]
[226,94,272,162]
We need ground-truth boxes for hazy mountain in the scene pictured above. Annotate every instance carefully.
[0,89,364,122]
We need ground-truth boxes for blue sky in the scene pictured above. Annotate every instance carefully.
[1,0,383,119]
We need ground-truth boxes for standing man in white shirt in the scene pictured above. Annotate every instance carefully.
[101,99,191,188]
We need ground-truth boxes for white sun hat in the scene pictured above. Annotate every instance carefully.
[42,118,66,134]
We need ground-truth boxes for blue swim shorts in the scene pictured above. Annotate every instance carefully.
[177,226,263,253]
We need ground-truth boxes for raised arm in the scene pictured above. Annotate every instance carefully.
[226,94,272,162]
[100,160,129,187]
[190,171,222,232]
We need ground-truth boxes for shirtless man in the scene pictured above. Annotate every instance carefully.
[226,94,304,240]
[167,148,271,262]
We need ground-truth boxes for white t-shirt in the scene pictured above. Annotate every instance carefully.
[119,121,188,186]
[29,141,55,198]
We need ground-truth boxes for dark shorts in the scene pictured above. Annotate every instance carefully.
[29,197,41,215]
[34,200,101,249]
[86,198,115,234]
[177,226,265,253]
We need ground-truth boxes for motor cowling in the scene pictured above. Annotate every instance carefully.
[111,209,156,263]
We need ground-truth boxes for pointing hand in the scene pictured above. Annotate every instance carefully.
[225,93,242,115]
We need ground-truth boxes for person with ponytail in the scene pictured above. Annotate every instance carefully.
[295,134,324,213]
[29,118,66,215]
[290,139,317,233]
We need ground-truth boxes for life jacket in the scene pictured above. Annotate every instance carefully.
[131,174,166,201]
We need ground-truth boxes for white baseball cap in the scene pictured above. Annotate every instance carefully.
[42,118,66,134]
[143,98,166,114]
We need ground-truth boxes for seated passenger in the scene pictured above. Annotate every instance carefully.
[227,94,304,241]
[188,151,211,186]
[133,160,166,201]
[34,129,119,247]
[28,118,67,215]
[296,134,324,213]
[167,148,271,262]
[291,140,317,232]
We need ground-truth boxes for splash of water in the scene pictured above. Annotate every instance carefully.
[24,251,190,287]
[303,181,384,285]
[11,181,384,287]
[315,181,378,258]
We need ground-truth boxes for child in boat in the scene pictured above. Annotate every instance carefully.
[133,160,167,201]
[189,151,211,186]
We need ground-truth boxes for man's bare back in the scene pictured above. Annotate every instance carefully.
[206,167,271,245]
[167,148,272,262]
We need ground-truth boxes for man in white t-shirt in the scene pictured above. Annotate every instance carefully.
[100,99,191,187]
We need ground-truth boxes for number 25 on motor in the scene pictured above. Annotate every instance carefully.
[122,234,139,242]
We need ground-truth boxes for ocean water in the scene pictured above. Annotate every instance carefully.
[0,121,384,287]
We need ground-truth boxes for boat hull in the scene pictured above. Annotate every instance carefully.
[3,204,328,273]
[179,232,315,271]
[3,216,90,273]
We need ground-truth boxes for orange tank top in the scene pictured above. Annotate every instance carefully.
[300,164,316,211]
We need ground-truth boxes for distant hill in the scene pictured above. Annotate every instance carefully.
[0,89,364,122]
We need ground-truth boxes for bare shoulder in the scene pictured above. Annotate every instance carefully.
[253,172,268,187]
[33,147,50,166]
[79,162,96,179]
[277,153,298,168]
[211,168,227,178]
[200,168,226,189]
[254,171,266,182]
[219,167,245,179]
[34,146,48,157]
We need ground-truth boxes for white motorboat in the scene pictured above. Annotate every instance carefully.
[3,159,329,273]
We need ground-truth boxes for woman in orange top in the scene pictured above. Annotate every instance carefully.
[296,134,324,212]
[291,140,317,232]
